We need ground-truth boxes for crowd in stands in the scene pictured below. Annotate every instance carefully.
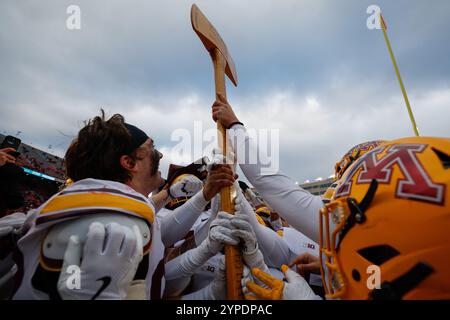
[0,134,65,181]
[0,134,64,217]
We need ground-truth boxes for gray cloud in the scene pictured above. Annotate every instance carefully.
[1,0,449,184]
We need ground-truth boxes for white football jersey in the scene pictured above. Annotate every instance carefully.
[281,227,322,287]
[13,178,165,300]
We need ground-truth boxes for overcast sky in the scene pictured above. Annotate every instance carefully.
[1,0,449,183]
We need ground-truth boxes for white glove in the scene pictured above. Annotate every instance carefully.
[245,265,321,300]
[169,175,203,198]
[205,211,239,254]
[233,189,292,269]
[229,211,271,294]
[233,191,260,231]
[230,215,258,256]
[206,148,235,172]
[165,211,239,297]
[181,255,227,300]
[166,210,238,281]
[231,198,270,273]
[280,267,321,300]
[57,222,143,300]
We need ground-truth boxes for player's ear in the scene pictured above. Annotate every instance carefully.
[120,155,136,171]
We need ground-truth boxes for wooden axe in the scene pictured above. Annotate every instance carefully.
[191,4,244,300]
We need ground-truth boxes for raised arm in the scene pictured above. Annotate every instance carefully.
[212,95,323,243]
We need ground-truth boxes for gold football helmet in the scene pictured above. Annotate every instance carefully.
[320,137,450,299]
[165,174,195,210]
[334,140,386,181]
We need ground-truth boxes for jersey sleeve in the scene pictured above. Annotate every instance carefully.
[159,191,209,247]
[228,124,324,243]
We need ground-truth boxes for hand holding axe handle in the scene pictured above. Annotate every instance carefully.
[191,4,244,300]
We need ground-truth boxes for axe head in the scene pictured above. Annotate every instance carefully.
[191,4,238,86]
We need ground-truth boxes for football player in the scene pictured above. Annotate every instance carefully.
[248,137,450,299]
[212,95,450,299]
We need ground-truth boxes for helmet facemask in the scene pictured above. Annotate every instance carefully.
[319,180,378,299]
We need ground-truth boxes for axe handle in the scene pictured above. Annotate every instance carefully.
[211,48,244,300]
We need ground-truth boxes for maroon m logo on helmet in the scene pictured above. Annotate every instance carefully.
[335,144,445,205]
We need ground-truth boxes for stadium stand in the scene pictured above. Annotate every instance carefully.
[0,134,65,216]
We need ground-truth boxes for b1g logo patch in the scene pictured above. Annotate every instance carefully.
[335,144,445,205]
[206,265,216,273]
[303,242,316,250]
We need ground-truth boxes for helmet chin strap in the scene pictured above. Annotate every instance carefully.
[336,179,379,250]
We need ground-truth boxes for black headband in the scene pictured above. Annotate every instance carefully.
[124,123,149,154]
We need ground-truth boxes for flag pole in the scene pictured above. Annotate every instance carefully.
[380,13,420,136]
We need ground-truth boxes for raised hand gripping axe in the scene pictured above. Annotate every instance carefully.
[191,4,244,300]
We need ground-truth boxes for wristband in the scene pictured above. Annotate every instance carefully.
[227,121,244,129]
